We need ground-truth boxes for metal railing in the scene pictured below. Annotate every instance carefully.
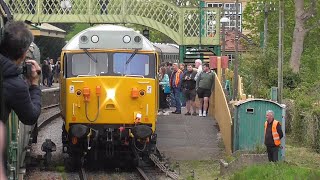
[4,0,221,45]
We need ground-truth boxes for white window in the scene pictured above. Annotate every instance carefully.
[206,2,242,32]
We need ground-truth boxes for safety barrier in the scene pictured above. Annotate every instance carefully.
[208,73,232,155]
[41,87,60,109]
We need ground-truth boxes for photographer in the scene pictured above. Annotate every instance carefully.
[0,21,41,125]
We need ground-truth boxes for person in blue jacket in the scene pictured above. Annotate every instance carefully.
[159,66,170,112]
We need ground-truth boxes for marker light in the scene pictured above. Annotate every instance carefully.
[96,86,101,96]
[107,89,115,100]
[134,36,141,43]
[80,35,88,43]
[131,88,139,98]
[83,87,90,102]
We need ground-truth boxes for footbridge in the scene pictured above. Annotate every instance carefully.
[4,0,221,46]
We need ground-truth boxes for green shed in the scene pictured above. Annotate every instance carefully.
[233,99,286,160]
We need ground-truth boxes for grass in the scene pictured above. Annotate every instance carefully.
[285,139,320,169]
[230,162,320,180]
[228,135,320,180]
[169,160,220,180]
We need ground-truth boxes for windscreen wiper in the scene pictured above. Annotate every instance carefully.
[125,49,139,65]
[83,49,97,63]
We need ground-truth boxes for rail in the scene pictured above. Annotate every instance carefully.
[79,167,88,180]
[136,167,150,180]
[149,154,179,180]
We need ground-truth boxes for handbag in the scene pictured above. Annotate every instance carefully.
[164,85,171,94]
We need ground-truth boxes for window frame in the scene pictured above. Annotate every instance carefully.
[64,52,156,79]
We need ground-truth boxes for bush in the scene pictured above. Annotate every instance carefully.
[287,83,320,152]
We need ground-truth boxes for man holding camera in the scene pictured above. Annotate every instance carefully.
[0,21,42,125]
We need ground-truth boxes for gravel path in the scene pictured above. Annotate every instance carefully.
[26,117,80,180]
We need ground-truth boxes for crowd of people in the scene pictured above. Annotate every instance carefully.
[158,60,215,117]
[41,58,60,87]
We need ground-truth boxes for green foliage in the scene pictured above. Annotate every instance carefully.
[230,162,320,180]
[239,48,278,98]
[242,0,320,152]
[65,24,91,41]
[125,24,175,43]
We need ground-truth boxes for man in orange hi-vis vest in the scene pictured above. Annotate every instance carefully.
[264,110,284,162]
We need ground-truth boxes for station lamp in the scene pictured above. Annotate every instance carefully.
[142,29,150,40]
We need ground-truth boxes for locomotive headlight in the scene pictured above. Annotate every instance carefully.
[91,35,99,43]
[123,35,131,43]
[106,89,116,100]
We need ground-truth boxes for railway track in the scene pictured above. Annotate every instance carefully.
[132,153,179,180]
[79,167,88,180]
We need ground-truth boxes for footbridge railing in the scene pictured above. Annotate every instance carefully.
[4,0,221,45]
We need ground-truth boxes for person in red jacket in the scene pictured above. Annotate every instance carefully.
[264,110,284,162]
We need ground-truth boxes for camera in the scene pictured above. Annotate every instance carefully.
[22,63,32,78]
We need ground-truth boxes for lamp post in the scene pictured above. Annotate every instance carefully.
[221,16,230,56]
[233,0,239,100]
[220,15,230,96]
[278,0,284,104]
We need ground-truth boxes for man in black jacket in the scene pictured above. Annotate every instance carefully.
[182,64,197,116]
[0,21,41,125]
[264,110,284,162]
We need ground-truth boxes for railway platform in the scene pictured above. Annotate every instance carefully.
[156,108,222,161]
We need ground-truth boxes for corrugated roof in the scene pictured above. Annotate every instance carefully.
[234,98,286,108]
[32,23,66,33]
[152,43,179,53]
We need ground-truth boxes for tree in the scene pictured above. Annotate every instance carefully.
[290,0,320,73]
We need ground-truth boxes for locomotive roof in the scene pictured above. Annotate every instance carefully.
[63,24,156,51]
[152,43,179,54]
